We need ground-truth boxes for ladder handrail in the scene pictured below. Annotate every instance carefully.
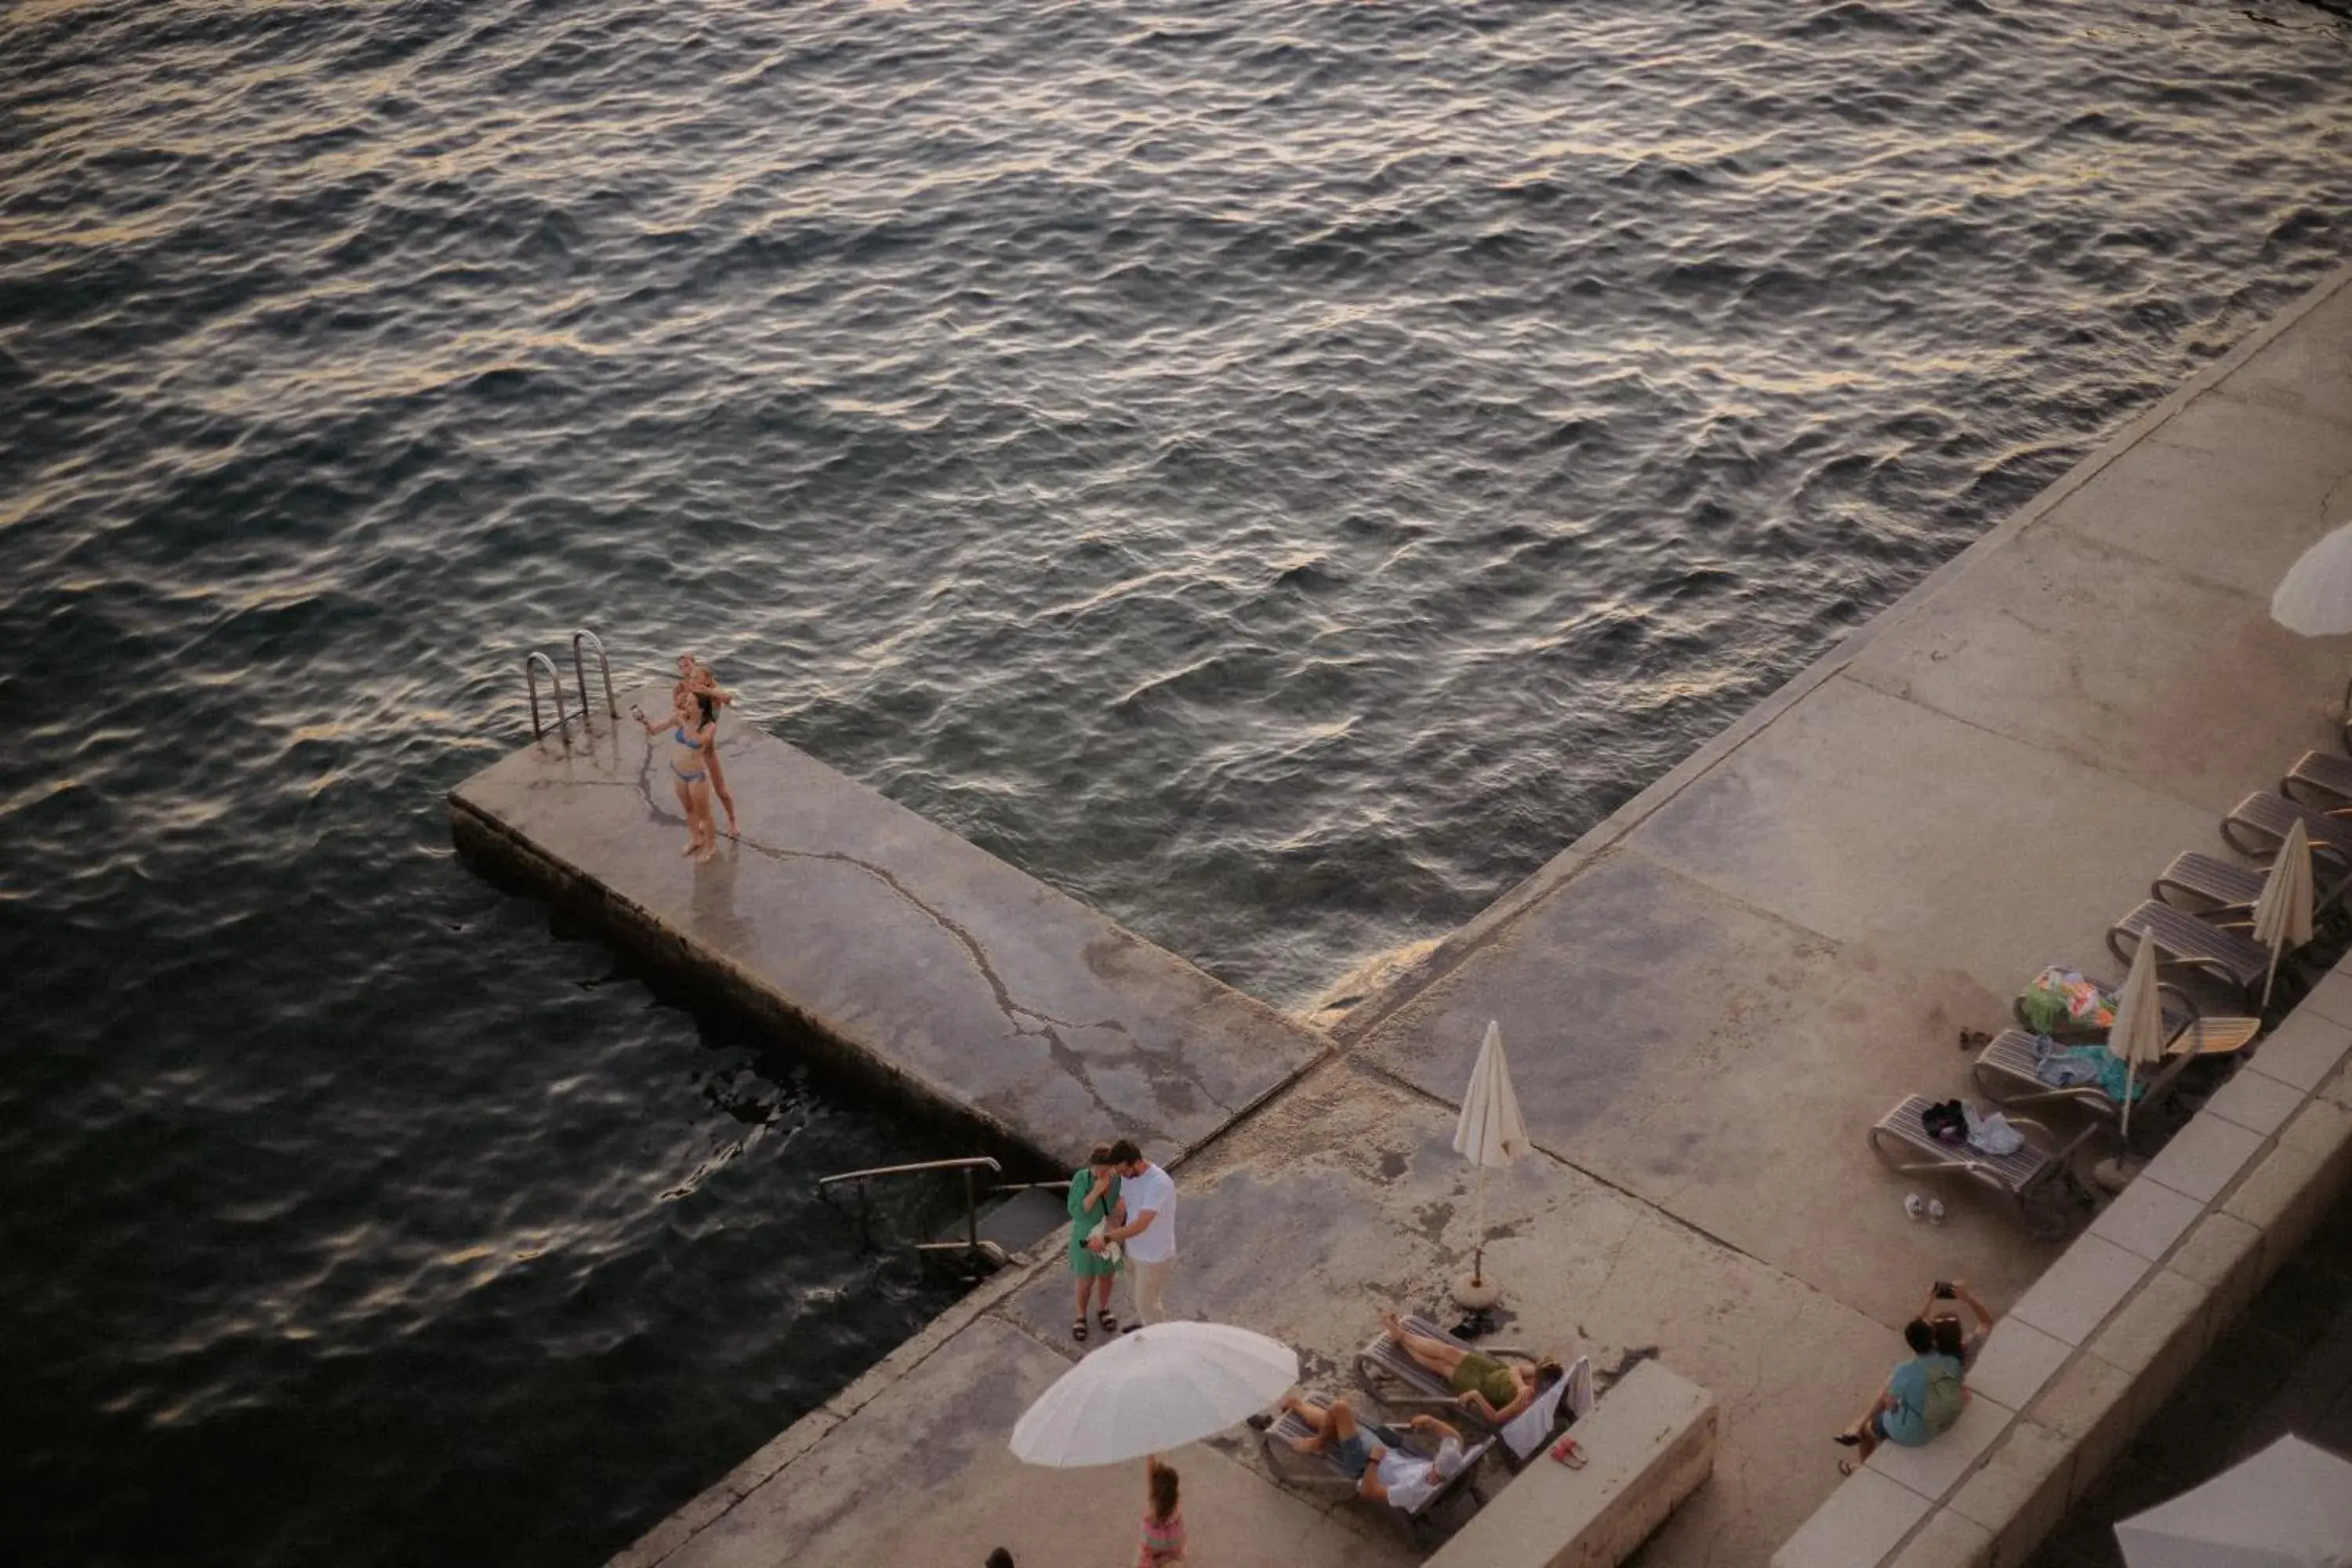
[816,1156,1001,1189]
[817,1156,1004,1267]
[524,652,571,745]
[572,628,617,721]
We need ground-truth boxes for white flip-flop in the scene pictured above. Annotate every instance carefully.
[1904,1192,1926,1221]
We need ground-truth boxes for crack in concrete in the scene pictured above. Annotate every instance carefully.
[609,751,1224,1134]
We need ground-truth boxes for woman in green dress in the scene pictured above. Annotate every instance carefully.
[1069,1143,1123,1342]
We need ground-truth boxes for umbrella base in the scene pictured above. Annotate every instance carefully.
[1450,1272,1502,1309]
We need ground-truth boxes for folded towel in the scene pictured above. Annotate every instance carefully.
[1501,1354,1595,1461]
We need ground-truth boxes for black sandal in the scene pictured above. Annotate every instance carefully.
[1073,1316,1088,1342]
[1098,1308,1120,1334]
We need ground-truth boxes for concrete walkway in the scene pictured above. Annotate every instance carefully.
[608,263,2352,1568]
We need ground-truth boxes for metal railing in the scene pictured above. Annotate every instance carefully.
[572,628,616,722]
[521,626,617,746]
[524,652,571,744]
[818,1156,1003,1265]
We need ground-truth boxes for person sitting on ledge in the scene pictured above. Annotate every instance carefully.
[1832,1317,1964,1473]
[1252,1392,1470,1512]
[1377,1309,1563,1425]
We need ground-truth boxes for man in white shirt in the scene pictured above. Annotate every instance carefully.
[1368,1414,1469,1512]
[1086,1138,1176,1327]
[1254,1396,1468,1513]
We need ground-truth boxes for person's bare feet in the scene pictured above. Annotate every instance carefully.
[681,840,697,857]
[1378,1309,1405,1338]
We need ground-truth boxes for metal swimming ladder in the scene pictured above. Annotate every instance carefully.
[521,626,618,746]
[571,628,617,725]
[817,1156,1005,1267]
[524,652,572,744]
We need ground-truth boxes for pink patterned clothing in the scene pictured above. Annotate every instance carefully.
[1137,1507,1185,1567]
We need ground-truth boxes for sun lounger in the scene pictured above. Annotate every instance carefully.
[1260,1392,1494,1542]
[2283,749,2352,812]
[1352,1319,1592,1470]
[2155,847,2349,919]
[1867,1094,2094,1239]
[2013,960,2259,1045]
[2152,851,2263,916]
[2107,900,2278,1007]
[1356,1315,1541,1431]
[2221,792,2352,873]
[1969,1026,2244,1137]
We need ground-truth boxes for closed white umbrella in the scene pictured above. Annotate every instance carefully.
[2271,520,2352,636]
[2111,938,2166,1141]
[2115,1433,2352,1568]
[1452,1019,1531,1307]
[1010,1321,1298,1467]
[2252,818,2315,1011]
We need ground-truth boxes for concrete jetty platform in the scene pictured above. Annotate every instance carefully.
[449,699,1329,1165]
[488,264,2352,1568]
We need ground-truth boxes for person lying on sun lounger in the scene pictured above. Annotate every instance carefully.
[1259,1392,1470,1511]
[1377,1310,1564,1425]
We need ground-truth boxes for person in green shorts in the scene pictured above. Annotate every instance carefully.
[1377,1311,1564,1425]
[1068,1143,1123,1343]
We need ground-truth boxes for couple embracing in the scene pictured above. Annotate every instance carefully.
[1065,1138,1176,1341]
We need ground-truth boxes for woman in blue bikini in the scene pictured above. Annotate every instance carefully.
[672,652,738,837]
[632,690,720,861]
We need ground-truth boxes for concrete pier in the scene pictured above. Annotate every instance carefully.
[450,702,1329,1166]
[457,263,2352,1568]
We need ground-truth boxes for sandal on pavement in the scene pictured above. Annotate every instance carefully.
[1073,1316,1088,1342]
[1831,1432,1860,1447]
[1098,1308,1120,1334]
[1549,1436,1587,1469]
[1838,1459,1860,1477]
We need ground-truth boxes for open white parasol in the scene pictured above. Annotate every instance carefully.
[1451,1019,1531,1308]
[2111,938,2167,1141]
[2270,519,2352,636]
[2251,818,2315,1011]
[1009,1321,1298,1468]
[2114,1433,2352,1568]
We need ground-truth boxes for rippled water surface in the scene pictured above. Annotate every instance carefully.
[2,0,2347,1563]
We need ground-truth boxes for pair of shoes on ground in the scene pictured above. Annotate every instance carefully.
[1903,1192,1947,1225]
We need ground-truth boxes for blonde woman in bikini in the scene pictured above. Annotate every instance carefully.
[632,690,719,861]
[671,652,738,837]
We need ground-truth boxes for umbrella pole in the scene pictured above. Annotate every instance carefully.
[1451,1166,1501,1310]
[2262,948,2280,1013]
[2122,1062,2137,1142]
[1473,1167,1486,1284]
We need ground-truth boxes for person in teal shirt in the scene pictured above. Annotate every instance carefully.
[1067,1143,1123,1342]
[1834,1319,1964,1471]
